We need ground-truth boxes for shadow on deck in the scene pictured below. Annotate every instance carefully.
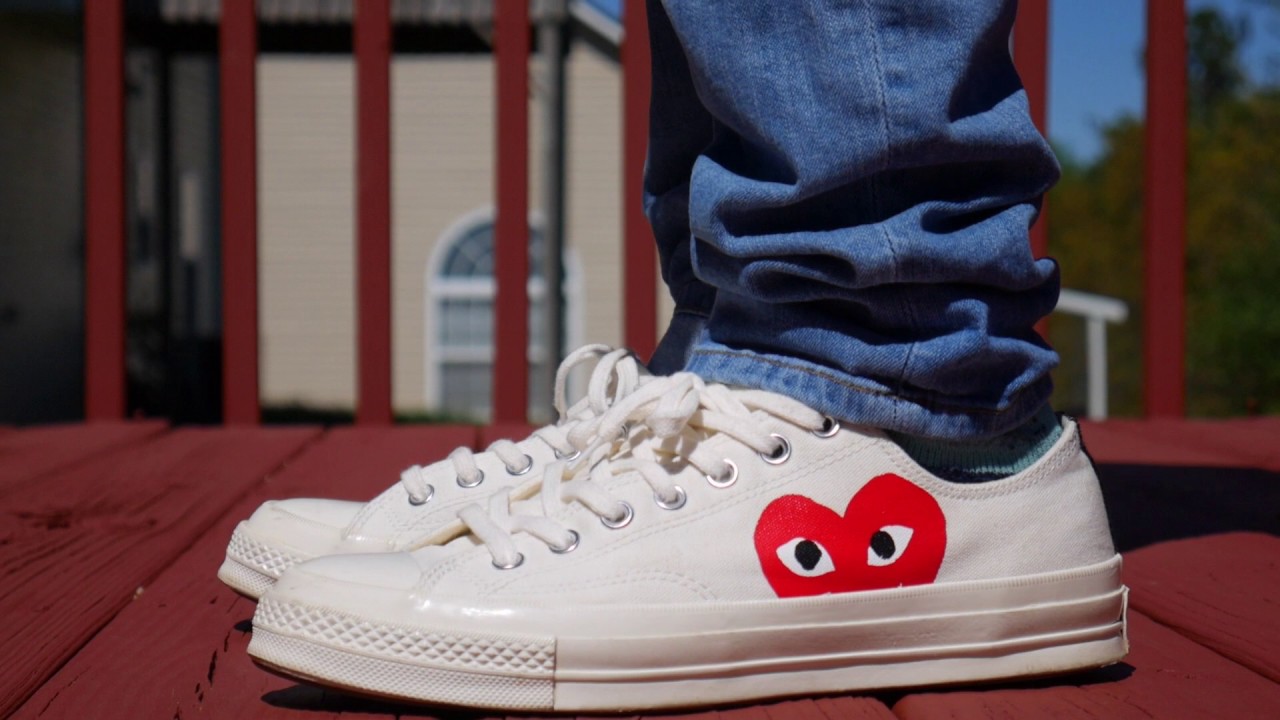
[1,418,1277,718]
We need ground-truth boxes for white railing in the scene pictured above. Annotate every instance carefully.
[1054,288,1130,421]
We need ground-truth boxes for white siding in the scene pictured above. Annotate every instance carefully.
[258,48,669,414]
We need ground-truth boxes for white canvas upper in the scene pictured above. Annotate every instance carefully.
[217,345,647,599]
[250,373,1127,711]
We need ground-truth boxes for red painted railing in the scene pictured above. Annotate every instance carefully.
[80,1,1188,424]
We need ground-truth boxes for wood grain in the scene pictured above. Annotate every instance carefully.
[1080,418,1280,469]
[0,427,318,718]
[1125,532,1280,683]
[13,426,477,720]
[0,421,167,490]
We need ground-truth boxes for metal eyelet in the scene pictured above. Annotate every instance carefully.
[760,434,791,465]
[492,553,525,570]
[407,484,434,506]
[550,529,580,554]
[812,416,841,438]
[706,459,739,489]
[555,448,582,462]
[456,470,484,488]
[653,485,687,511]
[600,501,634,529]
[506,454,535,476]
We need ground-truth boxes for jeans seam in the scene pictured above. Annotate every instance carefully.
[689,347,1037,417]
[859,0,918,428]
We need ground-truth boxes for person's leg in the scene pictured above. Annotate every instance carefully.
[643,0,717,375]
[659,0,1060,440]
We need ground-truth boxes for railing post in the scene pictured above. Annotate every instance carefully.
[219,0,260,424]
[493,0,531,424]
[355,0,394,425]
[83,0,127,421]
[1013,0,1051,262]
[622,0,657,362]
[1143,0,1187,417]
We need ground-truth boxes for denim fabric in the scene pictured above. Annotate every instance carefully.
[644,0,1061,439]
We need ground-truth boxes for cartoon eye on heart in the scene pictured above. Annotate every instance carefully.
[753,474,946,598]
[776,537,836,576]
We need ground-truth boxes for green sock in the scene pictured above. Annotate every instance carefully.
[888,404,1063,483]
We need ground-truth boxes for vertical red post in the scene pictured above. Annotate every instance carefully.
[83,0,127,420]
[622,0,657,361]
[355,0,393,425]
[219,0,260,424]
[1143,0,1187,416]
[1013,0,1050,262]
[492,0,531,424]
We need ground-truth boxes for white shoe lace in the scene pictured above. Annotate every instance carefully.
[399,345,646,505]
[457,372,837,568]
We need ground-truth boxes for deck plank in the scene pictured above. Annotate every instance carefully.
[1125,532,1280,683]
[891,610,1280,719]
[0,421,168,490]
[12,426,480,720]
[1080,418,1280,470]
[0,426,319,719]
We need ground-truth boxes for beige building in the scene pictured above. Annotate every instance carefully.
[257,48,673,422]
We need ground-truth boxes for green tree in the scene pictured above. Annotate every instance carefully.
[1189,8,1248,120]
[1049,8,1280,417]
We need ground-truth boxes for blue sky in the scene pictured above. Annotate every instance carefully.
[1052,0,1278,161]
[587,0,1278,163]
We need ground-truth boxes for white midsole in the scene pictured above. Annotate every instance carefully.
[249,554,1128,711]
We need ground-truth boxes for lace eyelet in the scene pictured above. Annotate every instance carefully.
[407,484,434,506]
[812,416,841,438]
[760,434,791,465]
[600,501,634,529]
[506,454,535,476]
[550,529,580,554]
[456,470,484,488]
[555,448,582,461]
[706,459,739,489]
[653,485,687,510]
[492,553,525,570]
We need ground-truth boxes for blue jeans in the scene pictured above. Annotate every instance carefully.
[644,0,1061,440]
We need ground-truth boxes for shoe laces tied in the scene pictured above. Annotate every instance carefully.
[458,372,829,566]
[400,345,646,504]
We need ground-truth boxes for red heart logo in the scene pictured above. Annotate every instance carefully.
[753,473,946,598]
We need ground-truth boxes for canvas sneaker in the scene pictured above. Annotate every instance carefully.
[216,344,646,599]
[248,372,1128,712]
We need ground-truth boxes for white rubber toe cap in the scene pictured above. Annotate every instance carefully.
[238,499,364,557]
[221,498,388,598]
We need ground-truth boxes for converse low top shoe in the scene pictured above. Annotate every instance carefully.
[217,345,646,599]
[249,372,1128,711]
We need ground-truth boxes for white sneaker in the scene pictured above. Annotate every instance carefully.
[248,373,1128,712]
[216,345,646,599]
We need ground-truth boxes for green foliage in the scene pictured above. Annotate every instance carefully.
[1049,85,1280,417]
[1189,8,1249,120]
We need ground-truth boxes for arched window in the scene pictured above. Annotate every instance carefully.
[425,208,582,423]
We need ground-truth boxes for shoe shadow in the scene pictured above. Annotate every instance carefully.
[262,684,500,719]
[1096,463,1280,552]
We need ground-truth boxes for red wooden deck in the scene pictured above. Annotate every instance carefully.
[4,419,1279,719]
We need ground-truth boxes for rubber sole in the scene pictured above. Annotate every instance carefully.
[217,523,308,599]
[247,557,1129,712]
[217,556,277,599]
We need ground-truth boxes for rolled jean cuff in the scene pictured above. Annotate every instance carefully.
[685,344,1053,440]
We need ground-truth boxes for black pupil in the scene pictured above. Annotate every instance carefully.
[870,530,896,559]
[794,540,823,570]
